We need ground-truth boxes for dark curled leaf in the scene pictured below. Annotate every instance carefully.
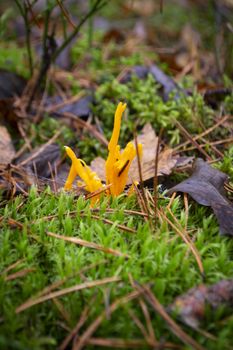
[119,66,149,83]
[149,65,183,101]
[0,69,27,99]
[47,94,93,120]
[16,144,61,180]
[167,158,233,236]
[168,279,233,328]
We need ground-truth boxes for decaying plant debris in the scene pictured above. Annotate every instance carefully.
[168,158,233,235]
[168,279,233,328]
[0,1,233,349]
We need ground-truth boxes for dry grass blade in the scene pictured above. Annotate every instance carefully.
[134,131,150,217]
[72,290,143,350]
[5,268,35,281]
[18,129,62,166]
[135,283,205,350]
[63,112,108,146]
[153,128,163,224]
[127,308,150,341]
[166,192,177,210]
[200,136,224,158]
[56,0,76,28]
[174,120,211,161]
[1,258,26,275]
[85,184,111,200]
[46,231,129,257]
[53,298,71,324]
[20,261,106,311]
[85,337,179,348]
[183,193,189,231]
[59,301,92,350]
[128,274,157,344]
[31,208,148,224]
[88,208,148,218]
[16,276,121,314]
[174,114,230,151]
[159,208,204,275]
[82,214,136,234]
[178,137,233,153]
[139,298,157,344]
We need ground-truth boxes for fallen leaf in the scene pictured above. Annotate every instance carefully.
[47,94,93,119]
[168,279,233,328]
[91,123,177,184]
[0,69,26,99]
[167,158,233,236]
[17,143,61,181]
[0,125,15,164]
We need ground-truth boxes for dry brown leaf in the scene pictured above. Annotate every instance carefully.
[167,158,233,236]
[91,123,177,184]
[0,125,15,164]
[168,279,233,328]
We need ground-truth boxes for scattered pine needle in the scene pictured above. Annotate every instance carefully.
[134,283,205,350]
[72,290,143,350]
[183,193,189,231]
[174,114,230,151]
[82,213,136,234]
[174,120,211,161]
[59,300,93,350]
[16,276,121,314]
[1,258,26,275]
[159,208,204,275]
[4,268,35,281]
[46,231,129,257]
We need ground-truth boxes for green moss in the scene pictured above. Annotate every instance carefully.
[0,188,233,349]
[0,42,30,78]
[93,74,214,147]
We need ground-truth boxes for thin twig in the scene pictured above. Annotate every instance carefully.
[159,208,204,276]
[134,283,205,350]
[16,276,121,314]
[18,129,62,166]
[153,128,163,225]
[174,120,211,161]
[56,0,76,29]
[46,231,129,257]
[52,0,107,61]
[59,301,92,350]
[174,115,230,151]
[72,290,143,350]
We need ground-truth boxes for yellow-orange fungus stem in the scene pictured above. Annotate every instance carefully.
[64,102,142,204]
[64,146,103,204]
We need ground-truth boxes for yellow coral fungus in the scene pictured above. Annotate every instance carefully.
[64,102,142,203]
[105,102,142,196]
[64,146,103,204]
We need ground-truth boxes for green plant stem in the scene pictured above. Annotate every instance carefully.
[52,0,107,62]
[88,0,94,48]
[14,0,33,77]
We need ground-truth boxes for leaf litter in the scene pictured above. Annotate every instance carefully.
[168,279,233,329]
[168,158,233,236]
[91,123,178,184]
[0,1,233,348]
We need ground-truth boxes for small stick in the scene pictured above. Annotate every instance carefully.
[183,193,189,231]
[174,114,230,151]
[153,128,163,225]
[18,129,62,166]
[174,120,211,161]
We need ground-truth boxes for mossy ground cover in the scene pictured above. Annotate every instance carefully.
[0,1,233,349]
